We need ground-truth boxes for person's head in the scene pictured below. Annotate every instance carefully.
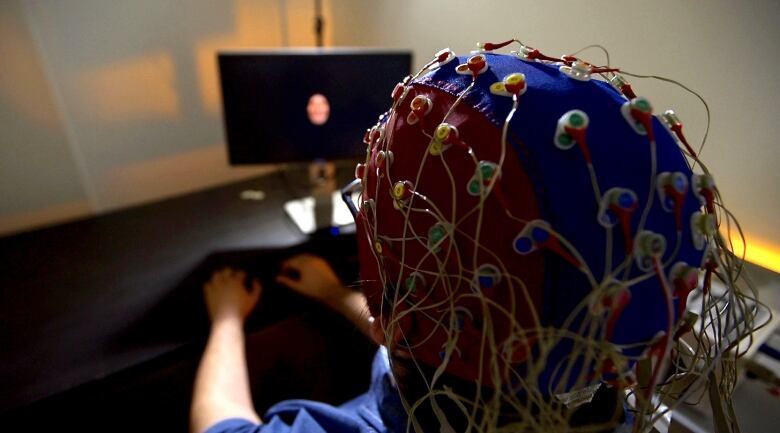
[307,92,331,125]
[351,40,753,432]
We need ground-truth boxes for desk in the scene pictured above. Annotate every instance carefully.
[0,168,375,431]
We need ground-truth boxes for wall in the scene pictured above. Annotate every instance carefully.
[0,0,90,234]
[330,0,780,270]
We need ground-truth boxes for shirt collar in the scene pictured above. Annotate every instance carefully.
[371,346,408,433]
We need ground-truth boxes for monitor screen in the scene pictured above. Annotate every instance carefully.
[218,49,412,164]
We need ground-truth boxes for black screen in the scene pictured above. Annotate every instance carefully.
[218,49,412,164]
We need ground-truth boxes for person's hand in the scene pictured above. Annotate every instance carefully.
[204,268,262,323]
[277,254,376,340]
[275,254,350,306]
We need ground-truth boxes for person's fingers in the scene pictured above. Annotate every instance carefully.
[280,257,301,271]
[275,274,299,289]
[214,268,244,283]
[278,263,300,279]
[284,253,316,268]
[251,279,262,301]
[213,268,228,284]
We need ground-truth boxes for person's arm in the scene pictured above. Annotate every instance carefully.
[275,254,374,340]
[191,268,263,433]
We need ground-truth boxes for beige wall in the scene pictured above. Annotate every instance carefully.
[0,0,90,233]
[1,0,778,268]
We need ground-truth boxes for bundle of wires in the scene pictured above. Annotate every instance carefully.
[351,39,766,433]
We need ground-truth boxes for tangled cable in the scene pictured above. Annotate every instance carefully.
[352,39,768,433]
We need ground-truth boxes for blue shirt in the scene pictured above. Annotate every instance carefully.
[205,346,407,433]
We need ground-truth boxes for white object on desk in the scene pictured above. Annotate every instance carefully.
[283,190,357,234]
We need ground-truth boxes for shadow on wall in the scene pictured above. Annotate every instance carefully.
[20,0,332,216]
[0,1,92,235]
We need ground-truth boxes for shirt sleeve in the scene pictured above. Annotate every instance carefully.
[202,401,375,433]
[202,417,309,433]
[203,418,264,433]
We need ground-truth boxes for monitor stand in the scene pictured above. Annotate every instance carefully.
[283,161,355,235]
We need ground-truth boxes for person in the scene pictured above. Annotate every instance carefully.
[193,40,757,433]
[191,256,398,433]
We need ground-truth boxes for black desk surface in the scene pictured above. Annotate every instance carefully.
[0,168,362,415]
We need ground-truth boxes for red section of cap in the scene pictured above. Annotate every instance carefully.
[357,84,544,384]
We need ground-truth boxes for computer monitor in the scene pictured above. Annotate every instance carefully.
[218,48,413,164]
